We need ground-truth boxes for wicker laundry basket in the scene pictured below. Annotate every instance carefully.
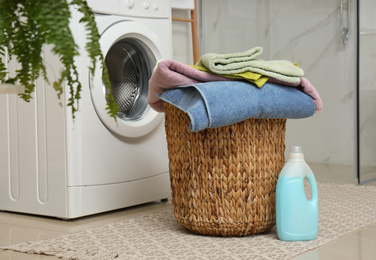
[163,102,286,237]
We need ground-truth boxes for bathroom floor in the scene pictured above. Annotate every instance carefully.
[0,163,375,260]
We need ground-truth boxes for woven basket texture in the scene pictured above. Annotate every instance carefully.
[163,102,286,236]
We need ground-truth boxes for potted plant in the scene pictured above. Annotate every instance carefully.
[0,0,119,120]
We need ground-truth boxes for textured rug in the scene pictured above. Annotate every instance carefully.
[2,183,376,260]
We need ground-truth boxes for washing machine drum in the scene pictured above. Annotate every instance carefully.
[105,38,153,121]
[90,36,163,138]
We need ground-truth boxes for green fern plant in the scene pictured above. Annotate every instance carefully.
[0,0,119,120]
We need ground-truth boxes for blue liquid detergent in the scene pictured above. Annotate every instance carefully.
[276,146,318,241]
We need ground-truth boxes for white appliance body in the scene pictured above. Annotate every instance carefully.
[0,0,172,219]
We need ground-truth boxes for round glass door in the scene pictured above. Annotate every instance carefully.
[105,38,155,121]
[90,21,164,138]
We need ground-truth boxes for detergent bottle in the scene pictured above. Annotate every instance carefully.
[276,146,318,241]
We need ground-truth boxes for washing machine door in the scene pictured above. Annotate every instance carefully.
[90,21,163,138]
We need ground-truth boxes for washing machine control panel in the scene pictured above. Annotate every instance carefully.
[124,0,135,8]
[143,1,150,9]
[87,0,170,18]
[120,0,170,18]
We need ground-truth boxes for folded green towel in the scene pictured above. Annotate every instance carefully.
[196,47,304,84]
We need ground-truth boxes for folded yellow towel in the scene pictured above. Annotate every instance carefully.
[191,65,269,87]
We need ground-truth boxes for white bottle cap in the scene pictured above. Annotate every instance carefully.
[288,146,304,160]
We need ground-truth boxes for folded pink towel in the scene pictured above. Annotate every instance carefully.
[148,59,233,112]
[148,59,323,113]
[268,77,323,113]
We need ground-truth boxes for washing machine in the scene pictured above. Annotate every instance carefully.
[0,0,172,219]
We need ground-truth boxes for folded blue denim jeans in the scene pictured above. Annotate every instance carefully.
[158,81,315,132]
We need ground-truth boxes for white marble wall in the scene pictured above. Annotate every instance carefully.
[200,0,270,56]
[360,0,376,33]
[172,8,195,64]
[359,0,376,167]
[269,0,357,165]
[192,0,358,165]
[172,0,271,64]
[172,0,376,167]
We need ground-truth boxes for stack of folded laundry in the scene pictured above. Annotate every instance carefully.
[148,46,323,132]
